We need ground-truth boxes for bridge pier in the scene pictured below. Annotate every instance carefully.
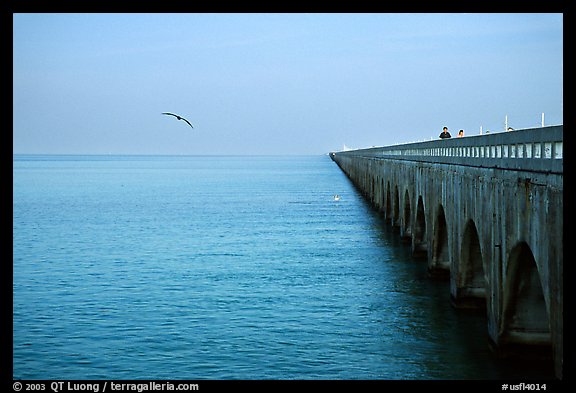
[330,126,563,379]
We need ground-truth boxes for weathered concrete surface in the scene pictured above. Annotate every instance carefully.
[330,126,563,378]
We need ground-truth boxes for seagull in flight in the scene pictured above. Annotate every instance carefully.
[162,112,194,128]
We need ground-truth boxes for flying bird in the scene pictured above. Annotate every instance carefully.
[162,112,194,128]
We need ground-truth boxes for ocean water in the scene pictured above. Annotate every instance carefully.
[12,155,553,380]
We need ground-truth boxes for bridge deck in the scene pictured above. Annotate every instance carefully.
[332,125,563,174]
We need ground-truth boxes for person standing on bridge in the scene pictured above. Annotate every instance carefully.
[439,126,452,139]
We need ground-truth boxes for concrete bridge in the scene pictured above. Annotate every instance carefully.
[330,125,563,379]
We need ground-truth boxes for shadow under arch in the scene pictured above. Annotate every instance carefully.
[379,177,385,213]
[412,195,427,258]
[384,181,392,223]
[370,175,376,205]
[452,219,486,309]
[392,185,400,228]
[401,189,411,243]
[499,242,552,359]
[430,204,449,278]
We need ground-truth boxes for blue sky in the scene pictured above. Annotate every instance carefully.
[13,13,563,155]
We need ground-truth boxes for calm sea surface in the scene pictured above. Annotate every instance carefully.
[12,155,553,380]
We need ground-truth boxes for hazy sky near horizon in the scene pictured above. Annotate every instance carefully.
[13,13,563,155]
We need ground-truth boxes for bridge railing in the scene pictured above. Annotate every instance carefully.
[333,125,563,174]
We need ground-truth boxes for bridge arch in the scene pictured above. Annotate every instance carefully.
[379,177,385,213]
[384,181,392,223]
[500,242,551,356]
[392,185,400,228]
[412,195,427,258]
[430,204,449,276]
[372,174,378,207]
[453,219,486,308]
[401,189,412,242]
